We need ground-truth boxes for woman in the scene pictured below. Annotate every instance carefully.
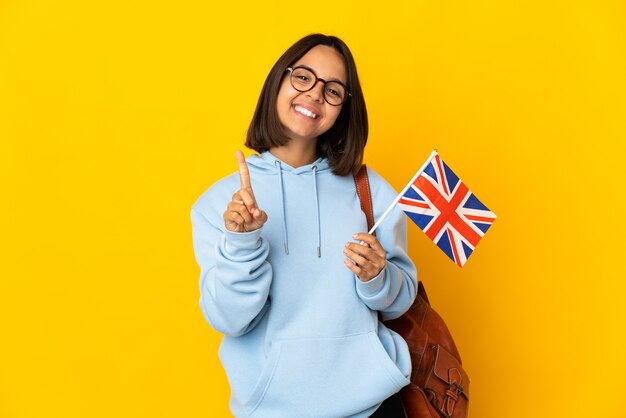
[191,34,417,417]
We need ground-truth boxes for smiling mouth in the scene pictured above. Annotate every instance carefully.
[294,105,319,119]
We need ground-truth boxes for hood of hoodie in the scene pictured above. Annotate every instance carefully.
[246,150,331,175]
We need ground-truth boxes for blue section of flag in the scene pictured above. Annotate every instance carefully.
[473,222,492,234]
[463,193,489,210]
[403,186,424,201]
[406,211,433,230]
[462,242,473,259]
[423,162,437,181]
[436,231,455,262]
[442,160,460,191]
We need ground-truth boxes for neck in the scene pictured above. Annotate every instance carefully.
[270,138,318,168]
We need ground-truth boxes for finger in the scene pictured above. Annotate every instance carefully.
[238,207,254,225]
[344,258,363,276]
[224,211,245,232]
[236,150,252,190]
[353,233,386,256]
[228,202,253,224]
[352,233,377,247]
[238,187,258,211]
[346,241,386,273]
[343,247,367,266]
[224,221,242,233]
[345,242,374,258]
[251,208,268,228]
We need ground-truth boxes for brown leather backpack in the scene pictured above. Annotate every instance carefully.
[355,165,470,418]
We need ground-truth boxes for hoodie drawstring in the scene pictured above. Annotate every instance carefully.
[274,159,322,257]
[312,165,321,258]
[275,160,289,255]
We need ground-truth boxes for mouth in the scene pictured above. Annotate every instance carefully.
[293,104,319,119]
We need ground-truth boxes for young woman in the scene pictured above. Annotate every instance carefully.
[191,34,417,418]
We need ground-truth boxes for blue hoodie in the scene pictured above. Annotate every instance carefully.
[191,151,417,418]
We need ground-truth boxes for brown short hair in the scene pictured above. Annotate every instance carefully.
[245,34,368,176]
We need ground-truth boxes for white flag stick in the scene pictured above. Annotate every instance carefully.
[368,150,439,235]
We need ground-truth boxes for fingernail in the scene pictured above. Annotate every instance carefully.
[352,234,358,238]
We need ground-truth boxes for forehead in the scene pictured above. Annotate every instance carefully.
[292,45,347,83]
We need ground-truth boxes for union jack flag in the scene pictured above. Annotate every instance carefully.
[398,153,496,267]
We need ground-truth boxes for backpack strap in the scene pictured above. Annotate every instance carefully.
[353,165,430,304]
[354,165,376,237]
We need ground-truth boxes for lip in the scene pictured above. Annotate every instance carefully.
[292,103,321,120]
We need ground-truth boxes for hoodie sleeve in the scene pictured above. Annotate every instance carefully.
[354,169,418,321]
[191,203,272,337]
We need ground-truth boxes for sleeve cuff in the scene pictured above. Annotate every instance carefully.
[355,267,386,297]
[223,228,263,254]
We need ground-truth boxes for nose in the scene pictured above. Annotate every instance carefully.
[306,79,325,103]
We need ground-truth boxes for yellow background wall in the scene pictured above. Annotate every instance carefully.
[1,0,625,417]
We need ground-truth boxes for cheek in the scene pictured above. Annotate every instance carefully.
[276,89,298,120]
[325,107,343,126]
[276,89,291,120]
[277,79,295,103]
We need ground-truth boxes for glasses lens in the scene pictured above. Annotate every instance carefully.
[324,81,346,105]
[291,68,315,92]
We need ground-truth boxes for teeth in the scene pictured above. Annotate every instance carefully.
[294,105,318,119]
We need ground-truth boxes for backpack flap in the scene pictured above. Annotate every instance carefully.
[424,344,470,418]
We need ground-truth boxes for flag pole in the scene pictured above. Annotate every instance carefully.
[368,150,438,235]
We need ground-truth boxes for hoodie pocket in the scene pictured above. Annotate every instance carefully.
[244,332,409,418]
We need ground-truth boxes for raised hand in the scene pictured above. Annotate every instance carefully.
[223,151,268,233]
[343,233,387,282]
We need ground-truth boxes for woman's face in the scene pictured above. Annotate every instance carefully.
[276,45,347,144]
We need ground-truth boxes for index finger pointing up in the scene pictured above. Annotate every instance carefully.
[236,150,252,189]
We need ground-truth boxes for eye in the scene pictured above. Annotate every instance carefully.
[325,82,345,99]
[292,68,314,85]
[327,87,341,98]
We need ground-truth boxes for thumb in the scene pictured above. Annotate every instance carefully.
[252,208,268,226]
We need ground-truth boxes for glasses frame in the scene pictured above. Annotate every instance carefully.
[286,66,351,106]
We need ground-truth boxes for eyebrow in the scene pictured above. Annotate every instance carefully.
[297,65,348,86]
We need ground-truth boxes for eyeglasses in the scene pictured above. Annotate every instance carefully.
[286,66,351,106]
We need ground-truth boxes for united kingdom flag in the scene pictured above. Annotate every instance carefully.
[398,153,496,267]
